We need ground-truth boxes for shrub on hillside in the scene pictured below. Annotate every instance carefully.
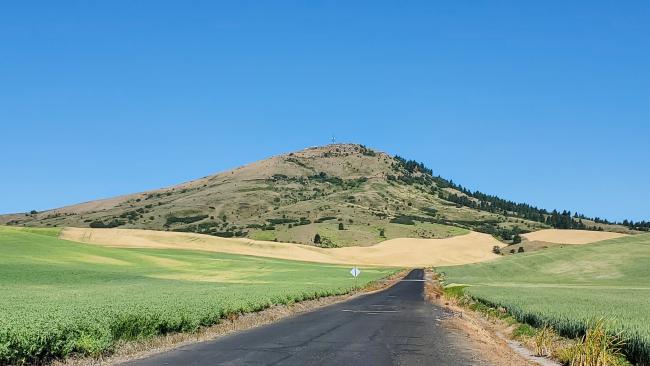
[165,214,209,226]
[359,145,376,156]
[390,216,416,225]
[315,216,337,223]
[421,207,438,217]
[267,218,301,225]
[89,219,125,228]
[316,236,339,248]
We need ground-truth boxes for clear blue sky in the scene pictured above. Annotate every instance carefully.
[1,1,648,222]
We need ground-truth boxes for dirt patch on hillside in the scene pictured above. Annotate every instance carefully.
[522,229,626,244]
[60,228,502,267]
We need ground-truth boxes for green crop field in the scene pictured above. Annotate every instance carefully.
[0,227,394,364]
[440,234,650,364]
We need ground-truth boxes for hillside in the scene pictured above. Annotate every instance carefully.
[0,144,636,246]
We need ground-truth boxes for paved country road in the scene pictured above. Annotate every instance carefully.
[123,269,494,366]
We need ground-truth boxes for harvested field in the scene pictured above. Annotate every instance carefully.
[61,227,503,267]
[522,229,627,244]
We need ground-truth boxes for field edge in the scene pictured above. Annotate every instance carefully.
[54,270,408,366]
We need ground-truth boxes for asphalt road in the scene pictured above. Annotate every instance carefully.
[124,269,493,366]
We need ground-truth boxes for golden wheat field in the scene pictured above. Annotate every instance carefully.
[521,229,627,244]
[61,227,503,267]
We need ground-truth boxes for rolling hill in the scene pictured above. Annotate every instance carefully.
[0,144,637,247]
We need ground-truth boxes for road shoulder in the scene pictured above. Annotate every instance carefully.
[424,270,561,366]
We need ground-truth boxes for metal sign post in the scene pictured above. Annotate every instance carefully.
[350,267,361,289]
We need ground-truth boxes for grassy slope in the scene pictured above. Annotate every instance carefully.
[249,221,469,247]
[0,227,394,364]
[440,234,650,364]
[2,144,549,246]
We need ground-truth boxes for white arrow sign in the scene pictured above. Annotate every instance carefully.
[350,267,361,278]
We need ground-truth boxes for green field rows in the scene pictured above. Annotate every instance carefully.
[440,234,650,364]
[0,227,394,364]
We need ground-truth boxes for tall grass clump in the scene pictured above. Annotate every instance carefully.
[559,319,627,366]
[534,325,556,357]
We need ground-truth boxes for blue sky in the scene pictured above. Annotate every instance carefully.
[1,1,648,221]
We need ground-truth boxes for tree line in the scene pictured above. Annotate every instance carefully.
[393,155,645,231]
